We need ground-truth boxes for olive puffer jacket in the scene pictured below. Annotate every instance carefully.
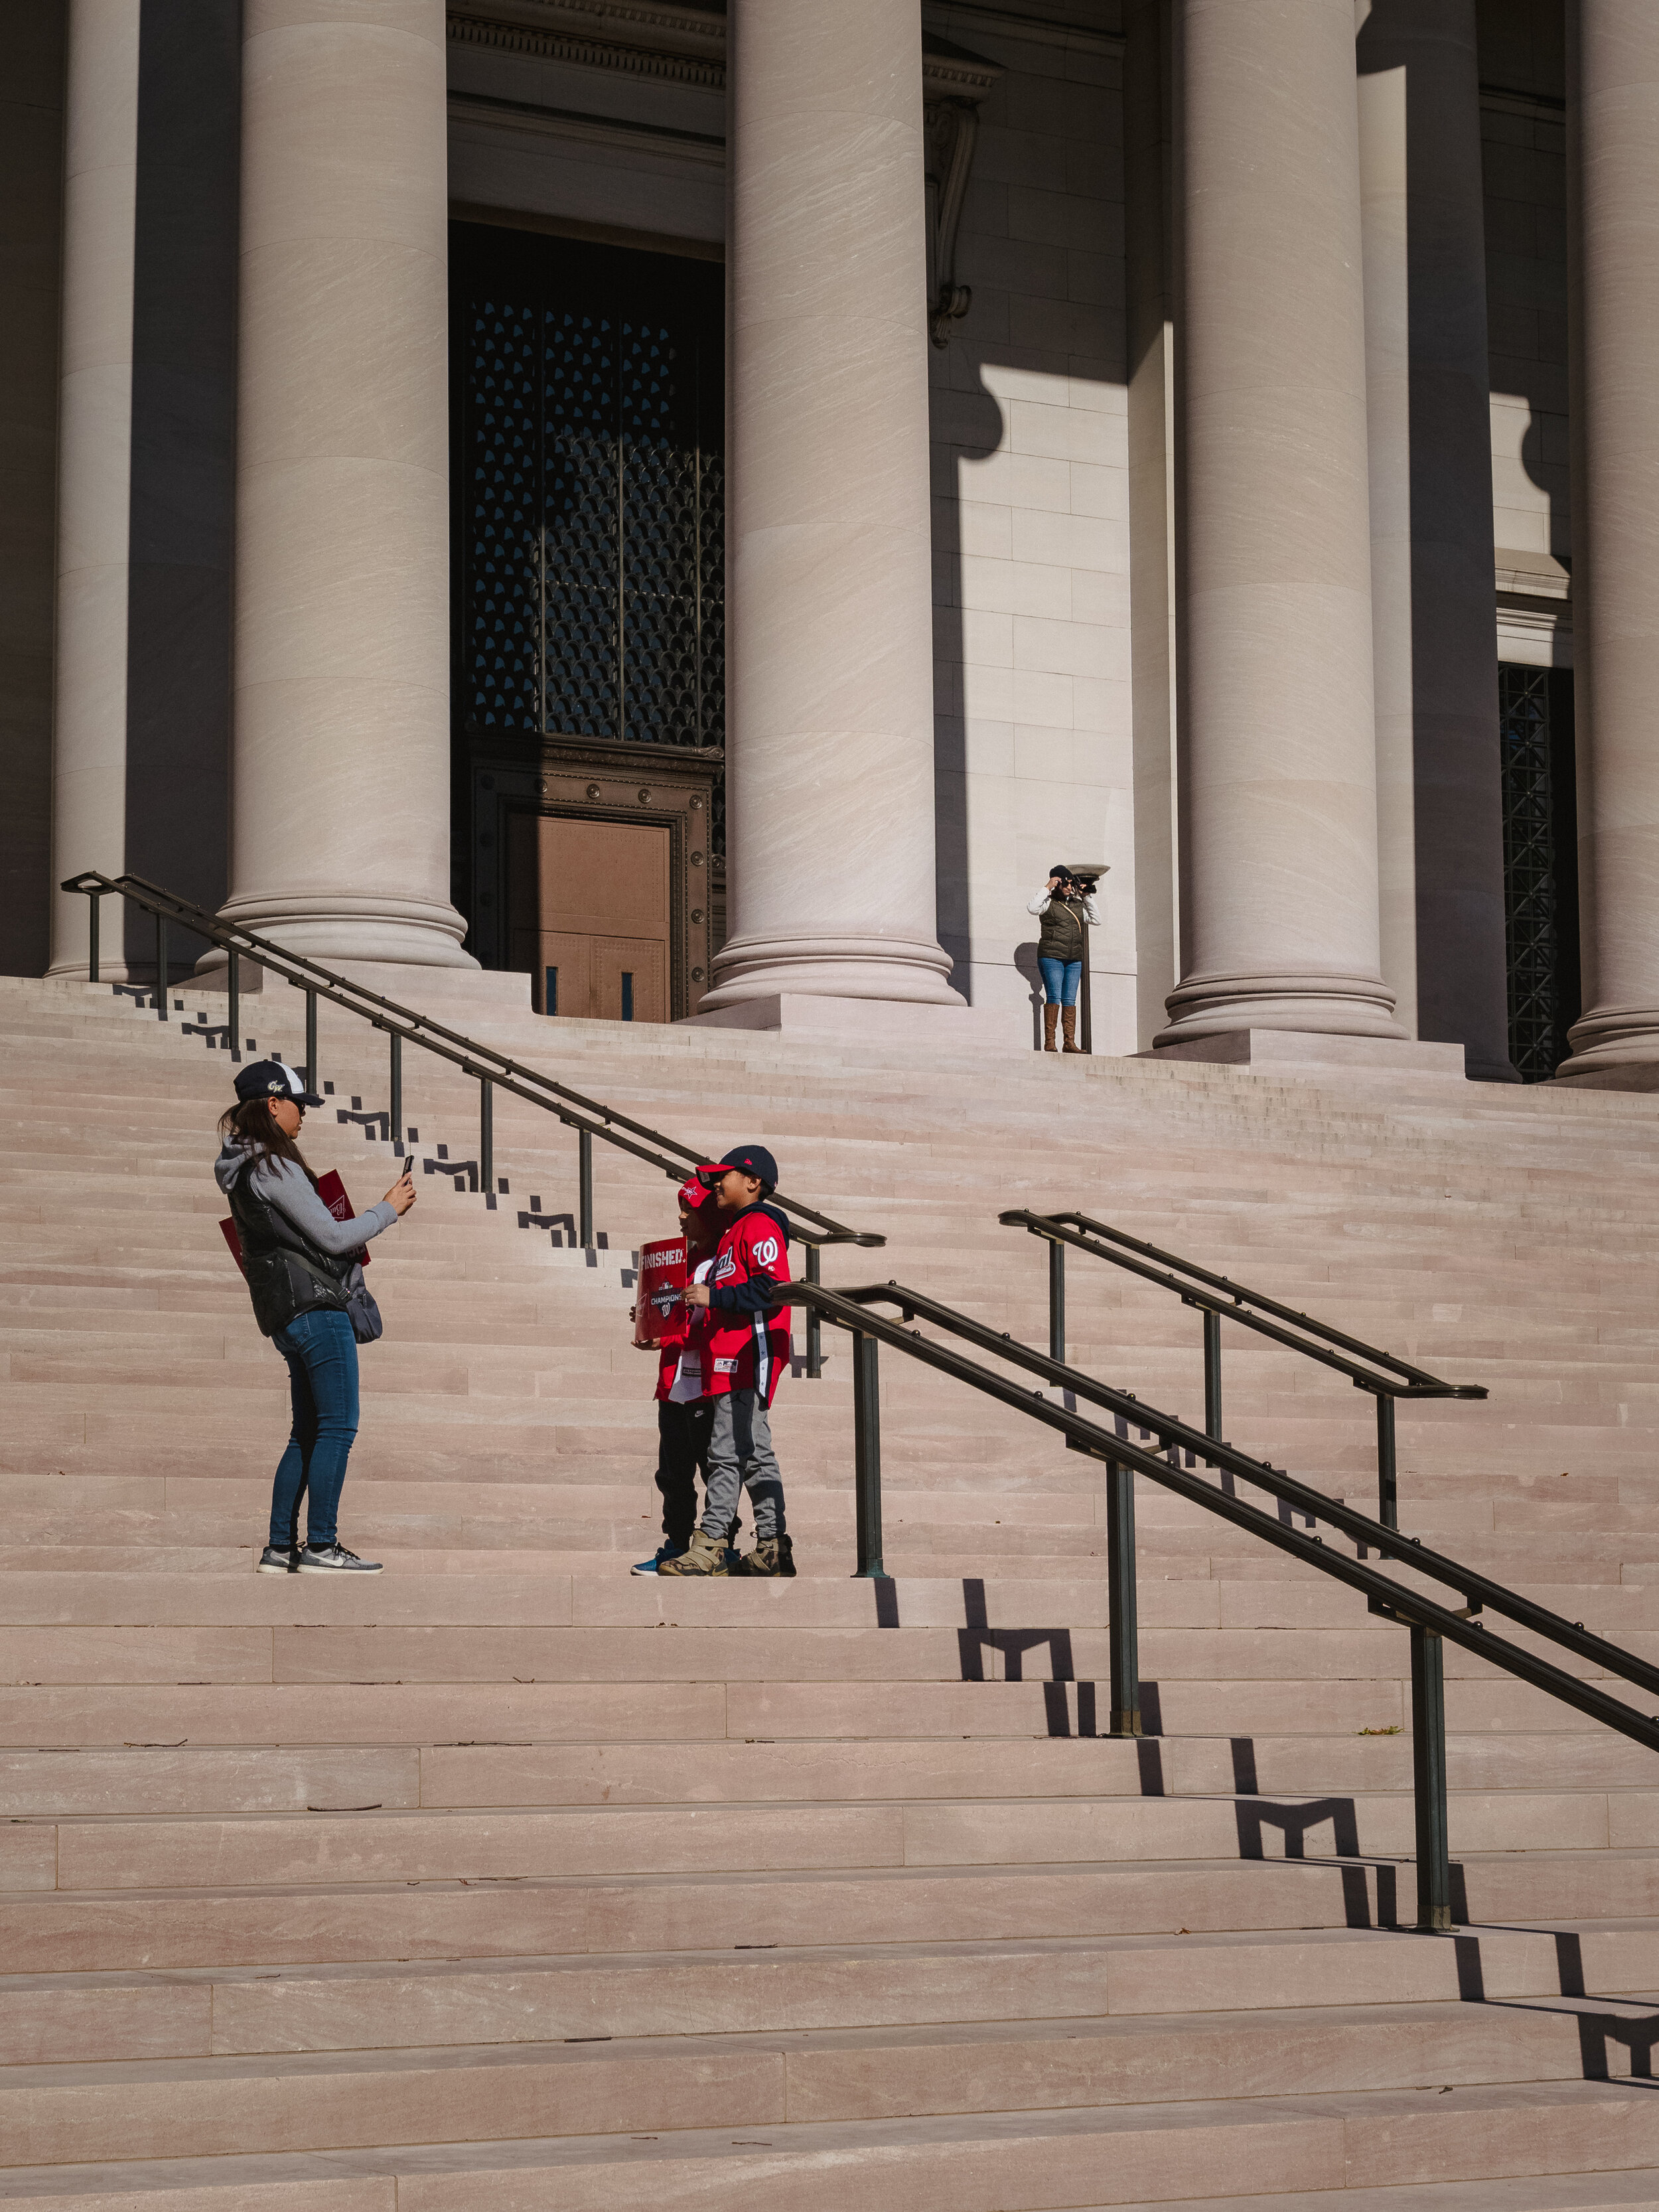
[1027,886,1098,964]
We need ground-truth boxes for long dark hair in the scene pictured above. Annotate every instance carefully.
[216,1098,319,1189]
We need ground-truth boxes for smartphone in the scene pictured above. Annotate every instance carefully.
[402,1154,416,1179]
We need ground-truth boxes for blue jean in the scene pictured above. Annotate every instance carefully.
[269,1306,360,1548]
[1039,956,1082,1008]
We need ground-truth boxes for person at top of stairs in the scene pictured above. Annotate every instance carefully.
[1029,867,1098,1054]
[664,1145,796,1578]
[630,1175,736,1574]
[215,1060,417,1576]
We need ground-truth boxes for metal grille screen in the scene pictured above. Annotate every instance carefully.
[1498,664,1579,1082]
[455,227,725,820]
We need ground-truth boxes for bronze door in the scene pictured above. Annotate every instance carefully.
[508,811,672,1023]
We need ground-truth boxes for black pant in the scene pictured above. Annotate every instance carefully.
[655,1398,741,1547]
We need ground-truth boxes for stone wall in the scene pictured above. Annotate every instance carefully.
[925,8,1133,1049]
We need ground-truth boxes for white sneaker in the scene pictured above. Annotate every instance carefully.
[297,1542,382,1574]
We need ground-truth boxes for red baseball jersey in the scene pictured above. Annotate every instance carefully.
[703,1205,792,1403]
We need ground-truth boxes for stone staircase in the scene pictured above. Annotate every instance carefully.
[4,970,1659,2207]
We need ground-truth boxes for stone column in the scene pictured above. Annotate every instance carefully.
[699,0,960,1011]
[1159,0,1403,1047]
[0,3,64,976]
[1125,0,1181,1053]
[1356,0,1516,1081]
[48,0,139,978]
[1557,1,1659,1082]
[222,0,472,969]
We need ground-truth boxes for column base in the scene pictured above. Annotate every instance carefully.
[206,890,478,972]
[188,957,532,1015]
[1143,1028,1471,1080]
[1553,1060,1659,1092]
[699,931,964,1013]
[1554,1005,1659,1088]
[682,991,1023,1052]
[1156,969,1407,1047]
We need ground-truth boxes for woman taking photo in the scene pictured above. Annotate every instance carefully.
[1027,865,1100,1053]
[215,1060,415,1574]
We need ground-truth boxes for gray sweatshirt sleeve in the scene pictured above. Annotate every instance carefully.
[250,1157,397,1254]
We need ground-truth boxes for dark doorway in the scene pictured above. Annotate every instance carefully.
[1497,664,1579,1080]
[449,220,725,994]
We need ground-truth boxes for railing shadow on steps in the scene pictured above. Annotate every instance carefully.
[61,871,881,1380]
[999,1207,1487,1531]
[786,1274,1659,1937]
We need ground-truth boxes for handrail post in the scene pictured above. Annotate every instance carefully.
[805,1245,822,1378]
[227,947,240,1063]
[1048,1236,1065,1364]
[88,890,102,984]
[155,912,169,1019]
[479,1076,493,1195]
[1411,1624,1453,1931]
[853,1328,886,1576]
[389,1028,402,1148]
[579,1128,594,1248]
[305,988,318,1095]
[1203,1308,1222,1447]
[1106,1457,1141,1735]
[1377,1393,1398,1530]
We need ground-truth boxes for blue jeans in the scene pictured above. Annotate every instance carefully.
[1039,956,1082,1008]
[270,1306,360,1548]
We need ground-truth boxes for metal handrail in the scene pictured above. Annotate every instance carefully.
[790,1275,1659,1934]
[999,1207,1486,1528]
[60,869,884,1257]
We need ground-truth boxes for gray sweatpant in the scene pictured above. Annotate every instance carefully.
[699,1388,786,1542]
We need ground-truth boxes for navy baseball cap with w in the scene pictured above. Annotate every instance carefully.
[234,1059,322,1110]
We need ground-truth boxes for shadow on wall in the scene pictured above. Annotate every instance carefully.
[119,0,240,981]
[1013,940,1043,1045]
[932,375,1006,1007]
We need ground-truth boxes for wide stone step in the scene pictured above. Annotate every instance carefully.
[11,1851,1659,1978]
[4,1729,1652,1821]
[20,1779,1645,1894]
[15,1917,1659,2067]
[7,1996,1659,2170]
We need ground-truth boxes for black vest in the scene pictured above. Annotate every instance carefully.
[226,1162,352,1339]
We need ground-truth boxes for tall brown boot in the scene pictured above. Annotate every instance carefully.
[1043,1002,1060,1053]
[1062,1006,1084,1053]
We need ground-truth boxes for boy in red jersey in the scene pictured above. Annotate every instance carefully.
[630,1178,729,1574]
[660,1144,795,1578]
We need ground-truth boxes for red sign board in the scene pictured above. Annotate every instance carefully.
[220,1168,369,1278]
[634,1235,687,1344]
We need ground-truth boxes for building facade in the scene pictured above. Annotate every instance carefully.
[1,0,1651,1084]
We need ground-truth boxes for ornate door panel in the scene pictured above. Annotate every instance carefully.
[506,810,672,1023]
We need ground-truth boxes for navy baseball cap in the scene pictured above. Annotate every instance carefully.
[719,1143,778,1188]
[234,1059,322,1109]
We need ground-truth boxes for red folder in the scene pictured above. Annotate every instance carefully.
[634,1234,687,1345]
[220,1169,368,1280]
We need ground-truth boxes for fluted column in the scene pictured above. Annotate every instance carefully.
[1159,0,1404,1045]
[1557,1,1659,1081]
[1357,0,1515,1080]
[48,0,139,978]
[222,0,471,968]
[699,0,960,1011]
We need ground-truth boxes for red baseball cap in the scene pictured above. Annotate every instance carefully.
[677,1177,712,1211]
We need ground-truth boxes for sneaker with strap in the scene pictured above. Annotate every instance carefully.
[656,1528,730,1578]
[733,1534,796,1578]
[297,1542,382,1574]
